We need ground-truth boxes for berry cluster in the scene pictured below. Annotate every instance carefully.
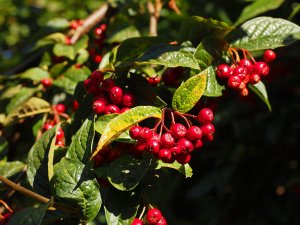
[43,121,65,147]
[129,108,215,164]
[89,23,107,64]
[93,145,123,167]
[216,49,276,96]
[84,70,135,114]
[132,208,167,225]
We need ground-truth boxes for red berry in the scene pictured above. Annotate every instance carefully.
[249,73,261,84]
[133,141,147,154]
[56,139,65,147]
[90,70,104,83]
[169,146,182,157]
[131,218,143,225]
[158,148,172,163]
[263,50,276,63]
[157,217,167,225]
[65,36,72,45]
[43,123,53,131]
[99,24,107,31]
[253,62,269,76]
[201,123,215,141]
[233,66,247,78]
[120,107,130,113]
[94,94,108,105]
[147,208,162,225]
[93,99,106,114]
[130,126,142,139]
[238,59,253,73]
[110,86,123,101]
[227,75,242,89]
[41,78,53,88]
[72,100,79,111]
[56,128,64,139]
[160,133,175,148]
[105,104,120,114]
[197,108,214,124]
[216,64,232,79]
[176,153,191,164]
[94,27,104,37]
[147,76,161,86]
[186,126,202,141]
[102,78,115,90]
[93,55,103,63]
[122,93,135,107]
[170,123,187,140]
[162,68,181,87]
[139,127,153,141]
[55,104,66,114]
[177,138,194,154]
[146,139,161,154]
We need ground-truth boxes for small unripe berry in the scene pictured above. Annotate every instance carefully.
[216,64,232,79]
[147,208,162,225]
[263,50,276,63]
[197,108,214,124]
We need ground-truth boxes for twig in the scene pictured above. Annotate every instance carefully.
[71,3,109,44]
[168,0,181,14]
[0,176,78,213]
[147,0,162,36]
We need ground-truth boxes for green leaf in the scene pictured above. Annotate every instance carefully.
[52,158,101,222]
[227,17,300,51]
[248,81,272,111]
[235,0,284,26]
[76,49,89,65]
[4,97,51,126]
[0,136,8,160]
[194,38,228,69]
[5,88,37,114]
[92,106,162,157]
[172,69,207,113]
[53,43,76,60]
[66,115,95,163]
[115,37,167,63]
[104,187,140,225]
[107,25,141,44]
[50,62,68,78]
[155,160,193,178]
[64,67,90,83]
[46,18,70,29]
[7,201,51,225]
[20,67,50,81]
[73,35,89,52]
[36,33,66,48]
[95,114,133,143]
[27,125,57,197]
[53,76,77,95]
[107,155,152,191]
[203,66,225,97]
[180,16,234,45]
[136,45,200,70]
[0,161,25,178]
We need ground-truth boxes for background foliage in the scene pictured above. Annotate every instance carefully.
[1,0,300,225]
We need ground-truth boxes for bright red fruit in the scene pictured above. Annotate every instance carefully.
[131,218,143,225]
[197,108,214,124]
[41,78,53,88]
[186,126,202,141]
[216,64,232,79]
[93,100,106,114]
[146,208,162,225]
[263,50,276,63]
[170,123,187,140]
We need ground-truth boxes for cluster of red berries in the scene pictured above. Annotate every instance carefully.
[216,49,276,96]
[84,70,135,115]
[129,108,215,164]
[93,145,123,167]
[132,208,167,225]
[89,23,107,64]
